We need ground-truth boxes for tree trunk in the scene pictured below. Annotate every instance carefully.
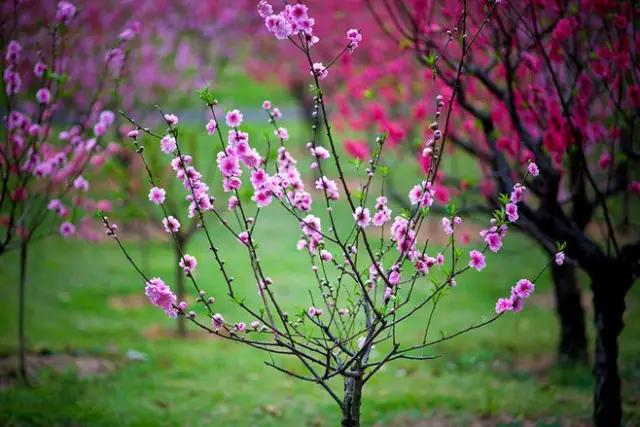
[174,244,186,337]
[591,272,628,427]
[18,239,28,382]
[342,373,363,427]
[550,262,588,363]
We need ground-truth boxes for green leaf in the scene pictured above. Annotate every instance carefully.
[46,70,69,84]
[422,50,437,66]
[231,295,245,305]
[197,85,216,105]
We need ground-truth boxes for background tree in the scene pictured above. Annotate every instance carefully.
[0,1,128,380]
[1,0,256,375]
[6,0,255,113]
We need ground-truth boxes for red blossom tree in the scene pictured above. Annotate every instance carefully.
[356,0,639,425]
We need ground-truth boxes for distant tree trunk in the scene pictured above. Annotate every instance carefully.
[557,151,590,364]
[551,262,588,363]
[18,239,28,381]
[591,268,629,427]
[174,238,186,337]
[341,373,363,427]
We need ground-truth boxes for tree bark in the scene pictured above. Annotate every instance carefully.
[18,239,28,381]
[550,262,588,363]
[591,271,628,427]
[341,373,363,427]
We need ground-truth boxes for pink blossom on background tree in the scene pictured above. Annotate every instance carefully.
[2,0,256,112]
[0,1,132,381]
[105,3,548,426]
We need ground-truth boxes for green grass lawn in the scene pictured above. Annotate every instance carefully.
[1,198,639,426]
[1,72,639,426]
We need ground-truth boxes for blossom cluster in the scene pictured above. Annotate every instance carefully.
[495,279,535,314]
[346,28,362,52]
[409,180,435,208]
[10,71,117,238]
[459,179,542,313]
[372,196,392,226]
[299,214,323,253]
[4,41,22,95]
[315,176,340,201]
[477,182,527,255]
[261,2,317,44]
[145,278,177,318]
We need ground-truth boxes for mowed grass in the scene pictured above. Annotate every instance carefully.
[1,73,639,425]
[1,198,639,426]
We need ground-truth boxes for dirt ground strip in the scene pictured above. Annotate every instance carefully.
[0,352,116,389]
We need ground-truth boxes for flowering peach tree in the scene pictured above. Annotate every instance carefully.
[103,2,553,425]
